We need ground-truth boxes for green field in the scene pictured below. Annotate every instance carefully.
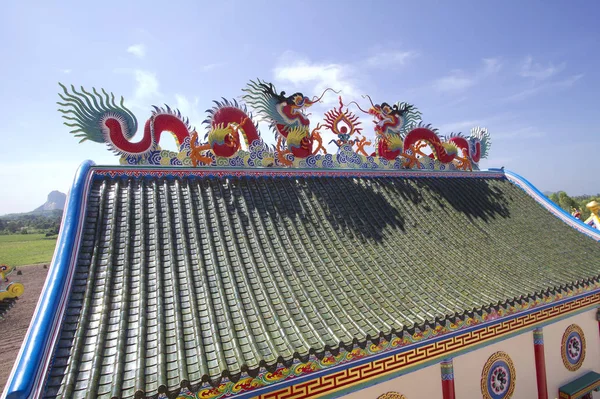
[0,234,58,266]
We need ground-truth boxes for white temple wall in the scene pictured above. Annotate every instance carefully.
[544,308,600,398]
[453,330,538,398]
[337,307,600,399]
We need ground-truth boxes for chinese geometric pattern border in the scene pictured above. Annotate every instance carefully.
[179,290,600,399]
[480,351,516,399]
[561,324,586,372]
[92,167,505,181]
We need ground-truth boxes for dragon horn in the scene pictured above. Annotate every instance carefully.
[346,101,370,114]
[310,87,340,103]
[362,94,376,107]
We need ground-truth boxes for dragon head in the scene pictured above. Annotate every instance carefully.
[367,102,397,133]
[284,92,314,122]
[350,96,420,137]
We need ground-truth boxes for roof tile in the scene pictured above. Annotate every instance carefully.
[41,174,600,398]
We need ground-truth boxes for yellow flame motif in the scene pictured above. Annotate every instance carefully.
[441,142,458,156]
[286,126,310,147]
[207,122,235,145]
[386,135,404,151]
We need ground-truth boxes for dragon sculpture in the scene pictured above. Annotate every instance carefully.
[58,83,193,160]
[189,98,265,166]
[58,79,491,170]
[0,264,24,319]
[352,95,490,170]
[242,79,334,165]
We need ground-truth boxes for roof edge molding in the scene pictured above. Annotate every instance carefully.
[2,160,96,399]
[494,168,600,241]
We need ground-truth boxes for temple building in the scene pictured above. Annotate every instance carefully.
[3,80,600,399]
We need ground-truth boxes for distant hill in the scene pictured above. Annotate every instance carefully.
[34,191,66,212]
[0,191,65,234]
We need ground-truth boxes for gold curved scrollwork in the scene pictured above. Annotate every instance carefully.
[377,393,407,399]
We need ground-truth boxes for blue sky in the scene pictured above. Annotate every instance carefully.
[1,0,599,214]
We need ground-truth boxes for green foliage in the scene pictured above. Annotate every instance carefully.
[546,191,600,221]
[0,233,57,266]
[0,209,62,235]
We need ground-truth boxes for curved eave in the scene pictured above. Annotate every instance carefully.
[2,160,95,399]
[490,168,600,242]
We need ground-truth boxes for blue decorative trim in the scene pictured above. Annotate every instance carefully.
[492,168,600,242]
[2,160,95,399]
[533,327,544,345]
[440,358,454,380]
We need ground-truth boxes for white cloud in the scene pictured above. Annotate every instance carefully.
[520,56,565,80]
[112,68,164,114]
[174,94,204,133]
[433,72,476,92]
[272,48,417,106]
[130,69,161,108]
[502,74,583,102]
[366,50,418,69]
[433,57,502,92]
[61,69,72,74]
[201,62,226,72]
[127,44,146,59]
[482,58,503,75]
[273,52,361,104]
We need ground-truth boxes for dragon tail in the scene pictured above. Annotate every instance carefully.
[57,83,138,145]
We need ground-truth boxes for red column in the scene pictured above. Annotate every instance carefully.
[440,358,455,399]
[533,328,548,399]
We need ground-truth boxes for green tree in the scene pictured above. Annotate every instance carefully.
[558,191,578,212]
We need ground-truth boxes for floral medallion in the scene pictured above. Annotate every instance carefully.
[481,351,516,399]
[561,324,586,371]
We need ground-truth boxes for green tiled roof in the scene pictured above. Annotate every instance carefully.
[43,173,600,398]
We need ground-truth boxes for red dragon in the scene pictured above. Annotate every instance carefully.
[352,95,491,169]
[57,83,193,158]
[58,83,264,165]
[190,99,262,166]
